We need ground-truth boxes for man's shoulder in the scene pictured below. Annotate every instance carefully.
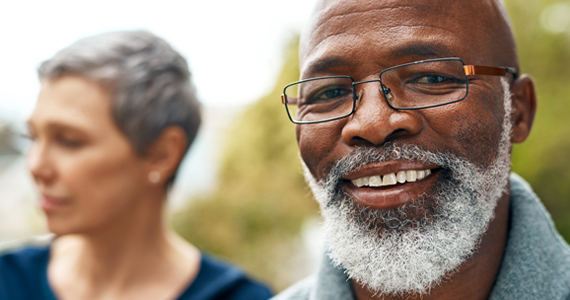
[508,173,570,260]
[490,174,570,299]
[271,276,315,300]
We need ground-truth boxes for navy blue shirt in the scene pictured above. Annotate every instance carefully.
[0,246,272,300]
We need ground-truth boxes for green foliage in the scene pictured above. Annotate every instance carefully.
[172,37,318,292]
[506,0,570,240]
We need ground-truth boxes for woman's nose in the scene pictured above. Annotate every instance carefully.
[26,141,55,184]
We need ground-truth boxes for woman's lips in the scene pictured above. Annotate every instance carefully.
[40,195,69,212]
[342,163,440,209]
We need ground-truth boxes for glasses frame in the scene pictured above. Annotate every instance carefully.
[281,57,518,124]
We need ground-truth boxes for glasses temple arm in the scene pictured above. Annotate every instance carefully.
[464,65,518,80]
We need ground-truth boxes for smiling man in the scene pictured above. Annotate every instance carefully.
[273,0,570,300]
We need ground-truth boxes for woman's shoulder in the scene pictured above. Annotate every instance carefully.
[177,253,273,300]
[0,235,54,300]
[0,234,53,268]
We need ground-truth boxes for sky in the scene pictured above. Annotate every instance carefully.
[0,0,318,123]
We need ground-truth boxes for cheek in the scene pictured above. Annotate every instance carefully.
[297,122,345,180]
[59,145,145,228]
[426,89,505,167]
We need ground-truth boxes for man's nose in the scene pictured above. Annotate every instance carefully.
[341,83,423,146]
[26,141,55,184]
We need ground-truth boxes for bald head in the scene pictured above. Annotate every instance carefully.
[300,0,518,77]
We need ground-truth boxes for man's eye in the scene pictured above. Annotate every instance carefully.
[414,75,461,84]
[311,88,351,103]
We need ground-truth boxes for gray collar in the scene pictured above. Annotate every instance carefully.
[489,173,570,299]
[309,173,570,300]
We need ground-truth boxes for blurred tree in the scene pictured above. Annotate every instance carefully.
[506,0,570,240]
[172,37,319,292]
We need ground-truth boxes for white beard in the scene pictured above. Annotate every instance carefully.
[303,79,513,297]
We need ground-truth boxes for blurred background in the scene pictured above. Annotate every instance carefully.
[0,0,569,292]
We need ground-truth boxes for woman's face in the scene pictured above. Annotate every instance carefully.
[27,75,150,235]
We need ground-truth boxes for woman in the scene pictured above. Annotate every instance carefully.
[0,31,272,300]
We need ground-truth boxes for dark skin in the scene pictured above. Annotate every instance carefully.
[297,0,537,299]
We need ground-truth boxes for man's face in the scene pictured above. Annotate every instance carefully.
[298,0,509,216]
[297,0,517,296]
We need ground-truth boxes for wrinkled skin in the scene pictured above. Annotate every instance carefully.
[297,0,536,299]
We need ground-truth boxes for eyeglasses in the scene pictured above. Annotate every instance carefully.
[281,57,517,124]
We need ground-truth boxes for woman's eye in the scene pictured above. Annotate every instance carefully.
[56,137,82,148]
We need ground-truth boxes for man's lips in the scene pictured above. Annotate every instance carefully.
[342,162,440,209]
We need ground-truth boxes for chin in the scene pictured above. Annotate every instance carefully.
[45,214,91,236]
[46,222,77,236]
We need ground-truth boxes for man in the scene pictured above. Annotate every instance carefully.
[274,0,570,299]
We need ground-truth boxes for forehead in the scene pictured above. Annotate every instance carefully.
[300,0,502,78]
[30,76,113,132]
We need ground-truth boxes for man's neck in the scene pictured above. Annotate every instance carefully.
[351,191,511,300]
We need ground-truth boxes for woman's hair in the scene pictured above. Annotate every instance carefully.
[37,30,201,156]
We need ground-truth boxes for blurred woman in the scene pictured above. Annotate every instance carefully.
[0,31,272,300]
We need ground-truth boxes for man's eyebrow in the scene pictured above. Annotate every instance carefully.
[388,43,456,60]
[303,43,458,77]
[304,57,349,78]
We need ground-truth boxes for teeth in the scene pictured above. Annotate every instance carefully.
[369,175,383,187]
[405,170,417,182]
[350,169,433,188]
[383,173,397,186]
[417,170,425,180]
[396,171,406,184]
[353,178,363,187]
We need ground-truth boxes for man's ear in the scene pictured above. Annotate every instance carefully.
[509,74,537,144]
[144,126,187,185]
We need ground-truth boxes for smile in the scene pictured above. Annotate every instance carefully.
[341,163,440,209]
[351,169,432,187]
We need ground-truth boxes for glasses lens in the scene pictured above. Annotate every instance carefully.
[284,77,354,123]
[380,59,467,108]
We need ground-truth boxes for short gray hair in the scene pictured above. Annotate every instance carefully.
[38,30,201,156]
